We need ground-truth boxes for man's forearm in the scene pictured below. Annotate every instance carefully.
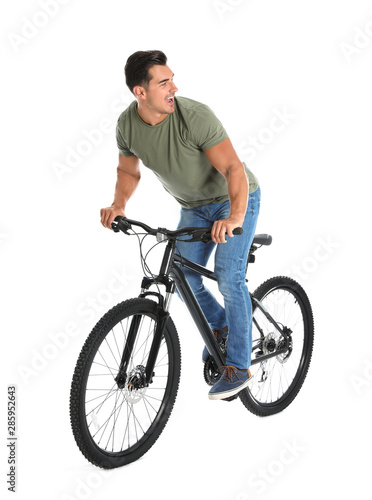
[112,168,140,211]
[225,162,249,221]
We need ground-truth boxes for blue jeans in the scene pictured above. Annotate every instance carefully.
[175,187,261,369]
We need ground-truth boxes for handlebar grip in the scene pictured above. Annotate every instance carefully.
[198,226,243,243]
[112,216,131,233]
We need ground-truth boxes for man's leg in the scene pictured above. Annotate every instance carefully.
[175,205,227,330]
[209,188,261,399]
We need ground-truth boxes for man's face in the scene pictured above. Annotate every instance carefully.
[139,64,178,115]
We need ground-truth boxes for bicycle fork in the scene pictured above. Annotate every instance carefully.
[114,306,170,391]
[114,281,175,391]
[115,241,178,390]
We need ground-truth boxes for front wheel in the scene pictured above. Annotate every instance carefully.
[69,298,181,468]
[239,276,314,416]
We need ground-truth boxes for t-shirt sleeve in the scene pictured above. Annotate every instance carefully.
[189,104,229,151]
[116,120,134,157]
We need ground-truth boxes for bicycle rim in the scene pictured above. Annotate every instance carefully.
[240,277,313,416]
[70,299,180,467]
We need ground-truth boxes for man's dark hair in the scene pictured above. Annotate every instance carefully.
[125,50,167,94]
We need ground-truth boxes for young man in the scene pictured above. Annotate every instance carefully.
[100,50,261,400]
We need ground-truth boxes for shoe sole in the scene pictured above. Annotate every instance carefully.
[208,375,254,400]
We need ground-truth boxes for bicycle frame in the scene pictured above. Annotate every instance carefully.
[115,238,290,388]
[171,254,290,366]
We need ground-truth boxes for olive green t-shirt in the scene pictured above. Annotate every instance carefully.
[116,96,259,208]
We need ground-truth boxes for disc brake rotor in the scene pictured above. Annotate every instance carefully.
[124,365,148,404]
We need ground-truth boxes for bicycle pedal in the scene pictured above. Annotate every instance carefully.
[222,394,239,402]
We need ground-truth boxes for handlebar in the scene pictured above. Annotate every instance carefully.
[111,216,243,243]
[112,217,156,235]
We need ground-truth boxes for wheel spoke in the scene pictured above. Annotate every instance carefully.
[244,279,313,413]
[75,303,179,460]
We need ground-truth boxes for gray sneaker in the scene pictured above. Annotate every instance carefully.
[202,326,228,363]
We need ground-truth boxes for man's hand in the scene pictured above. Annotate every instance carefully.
[100,205,125,230]
[211,216,244,244]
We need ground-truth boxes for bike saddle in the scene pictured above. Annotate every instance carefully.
[252,234,272,246]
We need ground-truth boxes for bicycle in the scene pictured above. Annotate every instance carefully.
[69,216,314,469]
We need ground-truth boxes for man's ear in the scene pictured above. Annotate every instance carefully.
[133,85,146,100]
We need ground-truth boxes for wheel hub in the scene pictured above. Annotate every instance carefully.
[262,333,277,353]
[261,330,292,364]
[277,329,293,364]
[123,365,148,404]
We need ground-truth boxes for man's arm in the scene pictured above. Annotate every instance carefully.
[100,153,140,229]
[204,137,249,244]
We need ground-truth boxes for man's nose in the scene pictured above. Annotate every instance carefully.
[171,81,178,93]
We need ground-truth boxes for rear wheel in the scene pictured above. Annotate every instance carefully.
[70,298,181,468]
[239,276,314,416]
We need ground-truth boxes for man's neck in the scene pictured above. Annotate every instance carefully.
[136,103,168,126]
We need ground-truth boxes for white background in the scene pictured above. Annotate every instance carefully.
[1,0,371,499]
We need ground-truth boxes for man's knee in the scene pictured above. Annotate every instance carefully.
[215,266,246,296]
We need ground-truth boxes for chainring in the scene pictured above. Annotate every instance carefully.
[203,356,221,386]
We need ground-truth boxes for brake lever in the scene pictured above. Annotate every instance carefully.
[112,216,131,234]
[111,221,120,233]
[186,229,211,243]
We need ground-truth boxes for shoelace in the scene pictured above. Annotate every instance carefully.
[212,326,228,341]
[222,365,240,382]
[221,366,252,382]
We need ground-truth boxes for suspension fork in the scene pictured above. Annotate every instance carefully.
[143,305,170,385]
[114,296,171,388]
[115,239,177,389]
[115,314,142,389]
